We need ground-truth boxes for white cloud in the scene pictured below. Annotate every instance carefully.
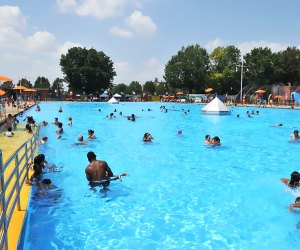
[238,41,290,54]
[57,41,84,56]
[111,11,157,38]
[26,31,56,52]
[110,26,133,38]
[205,37,298,54]
[57,0,129,19]
[0,26,24,48]
[0,6,26,28]
[205,38,224,51]
[114,57,163,84]
[125,11,156,36]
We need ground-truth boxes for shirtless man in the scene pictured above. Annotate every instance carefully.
[85,151,128,189]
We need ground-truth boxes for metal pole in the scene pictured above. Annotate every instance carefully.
[0,150,9,249]
[240,55,244,103]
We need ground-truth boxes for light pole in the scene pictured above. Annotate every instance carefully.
[236,55,248,103]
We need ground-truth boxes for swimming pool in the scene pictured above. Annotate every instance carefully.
[21,102,300,249]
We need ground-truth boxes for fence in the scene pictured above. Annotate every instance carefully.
[0,128,39,249]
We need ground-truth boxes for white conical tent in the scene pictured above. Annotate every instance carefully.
[108,97,119,104]
[201,97,231,115]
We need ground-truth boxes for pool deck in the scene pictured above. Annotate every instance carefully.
[0,103,35,249]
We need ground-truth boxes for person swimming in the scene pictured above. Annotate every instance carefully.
[289,197,300,211]
[143,133,153,142]
[205,135,211,144]
[281,171,300,188]
[290,130,300,140]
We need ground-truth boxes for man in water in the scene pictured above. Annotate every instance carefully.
[85,151,128,189]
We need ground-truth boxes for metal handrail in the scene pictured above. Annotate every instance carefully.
[0,128,39,250]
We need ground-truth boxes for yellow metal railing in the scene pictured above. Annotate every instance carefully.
[0,128,39,249]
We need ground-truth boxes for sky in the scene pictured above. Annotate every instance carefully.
[1,0,300,87]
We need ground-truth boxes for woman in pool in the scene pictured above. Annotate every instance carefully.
[281,171,300,188]
[290,130,300,140]
[143,133,153,142]
[211,136,221,146]
[88,129,96,140]
[205,135,211,144]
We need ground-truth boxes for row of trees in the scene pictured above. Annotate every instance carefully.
[1,45,300,97]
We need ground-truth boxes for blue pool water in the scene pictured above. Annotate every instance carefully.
[21,102,300,249]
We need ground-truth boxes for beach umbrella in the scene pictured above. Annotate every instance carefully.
[0,75,13,82]
[255,89,266,93]
[205,88,213,93]
[0,89,6,96]
[274,95,283,99]
[24,88,37,92]
[176,92,183,95]
[13,85,28,90]
[113,93,121,98]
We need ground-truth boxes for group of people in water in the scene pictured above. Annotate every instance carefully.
[204,135,221,146]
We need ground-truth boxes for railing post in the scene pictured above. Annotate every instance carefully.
[15,154,21,210]
[0,150,8,250]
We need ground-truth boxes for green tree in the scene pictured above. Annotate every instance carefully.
[209,46,241,94]
[1,81,13,89]
[155,82,167,95]
[34,76,50,88]
[164,44,209,93]
[276,47,300,85]
[143,81,156,94]
[17,78,32,88]
[60,47,116,94]
[244,47,276,87]
[51,78,64,98]
[128,81,142,95]
[113,83,128,94]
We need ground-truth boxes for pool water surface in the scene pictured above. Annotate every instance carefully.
[21,102,300,249]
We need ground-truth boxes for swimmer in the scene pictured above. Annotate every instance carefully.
[39,136,48,144]
[273,123,283,127]
[52,118,59,126]
[58,107,63,112]
[290,130,300,140]
[41,121,48,126]
[205,135,211,144]
[57,122,63,139]
[85,151,129,190]
[143,133,153,142]
[88,129,96,140]
[289,197,300,211]
[177,130,182,135]
[68,117,72,126]
[77,134,87,145]
[211,136,221,146]
[281,171,300,188]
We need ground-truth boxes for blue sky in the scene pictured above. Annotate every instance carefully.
[1,0,300,86]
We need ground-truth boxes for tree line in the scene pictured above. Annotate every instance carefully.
[1,45,300,97]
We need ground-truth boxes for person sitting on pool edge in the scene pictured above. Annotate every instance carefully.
[281,171,300,188]
[289,197,300,211]
[85,151,129,190]
[4,127,14,137]
[290,130,300,140]
[143,133,153,142]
